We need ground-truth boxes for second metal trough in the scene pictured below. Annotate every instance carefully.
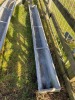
[29,5,61,93]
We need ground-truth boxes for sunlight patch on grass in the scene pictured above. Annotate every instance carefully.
[51,1,75,40]
[17,62,21,87]
[17,62,21,79]
[2,61,7,71]
[4,49,13,59]
[59,0,75,18]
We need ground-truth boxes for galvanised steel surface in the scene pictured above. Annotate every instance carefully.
[29,5,61,93]
[0,0,16,50]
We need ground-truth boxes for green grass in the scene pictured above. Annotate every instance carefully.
[38,0,75,78]
[59,0,75,19]
[0,4,37,100]
[47,1,75,51]
[51,1,75,40]
[49,18,74,78]
[37,0,71,76]
[50,2,75,78]
[50,1,75,77]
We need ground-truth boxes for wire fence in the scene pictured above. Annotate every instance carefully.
[38,0,75,78]
[50,0,75,50]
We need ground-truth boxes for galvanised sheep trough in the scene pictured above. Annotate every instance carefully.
[0,0,16,50]
[29,5,61,93]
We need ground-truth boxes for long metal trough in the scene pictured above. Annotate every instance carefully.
[0,0,16,50]
[29,5,61,92]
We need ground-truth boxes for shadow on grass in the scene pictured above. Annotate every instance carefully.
[53,0,75,32]
[0,5,37,100]
[51,13,75,79]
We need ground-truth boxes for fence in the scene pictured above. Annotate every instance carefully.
[35,0,75,99]
[46,0,75,79]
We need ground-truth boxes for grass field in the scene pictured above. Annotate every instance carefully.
[51,1,75,40]
[36,0,75,99]
[59,0,75,19]
[0,0,74,99]
[50,1,75,77]
[0,4,37,100]
[38,0,75,78]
